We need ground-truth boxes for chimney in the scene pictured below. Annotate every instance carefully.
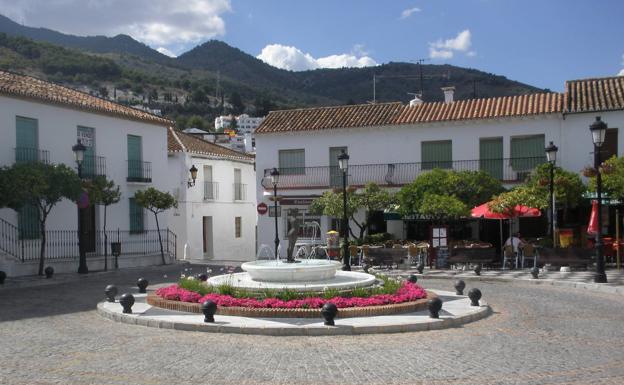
[409,94,424,106]
[441,86,455,104]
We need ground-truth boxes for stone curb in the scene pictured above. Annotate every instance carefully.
[96,296,491,336]
[410,273,624,295]
[145,292,436,318]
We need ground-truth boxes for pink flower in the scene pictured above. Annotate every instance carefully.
[156,281,427,309]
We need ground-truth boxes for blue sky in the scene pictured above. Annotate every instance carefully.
[2,0,623,91]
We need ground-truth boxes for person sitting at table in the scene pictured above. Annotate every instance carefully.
[504,233,526,254]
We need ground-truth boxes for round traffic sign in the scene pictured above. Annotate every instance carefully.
[257,202,268,215]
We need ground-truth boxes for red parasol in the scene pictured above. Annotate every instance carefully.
[471,203,541,219]
[587,200,598,235]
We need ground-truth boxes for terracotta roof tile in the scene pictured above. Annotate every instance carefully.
[255,102,403,134]
[565,76,624,113]
[0,70,172,126]
[167,127,254,162]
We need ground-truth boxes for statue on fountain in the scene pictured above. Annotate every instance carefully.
[286,209,300,263]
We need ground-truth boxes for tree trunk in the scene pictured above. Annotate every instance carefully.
[38,218,46,276]
[154,212,166,265]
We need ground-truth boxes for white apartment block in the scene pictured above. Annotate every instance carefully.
[254,76,624,256]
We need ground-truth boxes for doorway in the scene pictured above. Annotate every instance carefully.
[203,216,213,258]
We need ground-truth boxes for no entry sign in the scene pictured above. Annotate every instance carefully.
[257,202,268,215]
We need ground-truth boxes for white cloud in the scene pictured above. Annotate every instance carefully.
[428,29,474,60]
[429,48,454,59]
[0,0,231,53]
[156,47,177,58]
[400,7,421,19]
[619,54,624,76]
[257,44,378,71]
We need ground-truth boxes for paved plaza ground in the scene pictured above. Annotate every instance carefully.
[1,264,624,385]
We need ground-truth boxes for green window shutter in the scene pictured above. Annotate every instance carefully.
[15,116,38,163]
[329,147,347,187]
[278,149,305,175]
[127,135,142,180]
[129,198,144,233]
[422,140,452,170]
[78,126,95,178]
[510,135,546,171]
[479,137,503,180]
[18,204,39,239]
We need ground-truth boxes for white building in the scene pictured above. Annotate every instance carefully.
[255,75,624,256]
[214,115,234,131]
[0,70,176,276]
[236,114,265,134]
[167,128,256,263]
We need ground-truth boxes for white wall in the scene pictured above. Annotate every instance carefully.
[167,152,256,262]
[254,112,593,249]
[0,95,171,233]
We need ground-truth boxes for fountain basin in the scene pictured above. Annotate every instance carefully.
[241,259,342,282]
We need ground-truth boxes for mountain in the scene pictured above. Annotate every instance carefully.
[0,14,170,63]
[0,13,546,128]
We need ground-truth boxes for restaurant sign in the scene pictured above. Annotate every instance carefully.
[280,198,314,206]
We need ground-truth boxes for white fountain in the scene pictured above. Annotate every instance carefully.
[207,244,376,292]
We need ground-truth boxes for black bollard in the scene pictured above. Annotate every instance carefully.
[454,279,466,295]
[201,300,217,322]
[0,270,6,285]
[468,288,482,306]
[136,277,149,293]
[531,266,539,279]
[321,302,338,326]
[428,297,443,319]
[44,266,54,279]
[474,265,482,276]
[408,274,418,284]
[105,284,118,302]
[119,293,135,314]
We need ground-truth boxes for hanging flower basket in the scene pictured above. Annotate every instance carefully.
[600,162,614,175]
[582,166,597,178]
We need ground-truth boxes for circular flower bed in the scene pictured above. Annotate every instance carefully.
[155,281,426,309]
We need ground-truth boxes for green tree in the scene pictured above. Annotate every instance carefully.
[418,193,469,222]
[396,169,504,217]
[86,176,121,269]
[229,92,245,115]
[187,115,207,130]
[588,155,624,199]
[134,188,177,264]
[525,162,585,220]
[1,163,81,275]
[309,183,394,241]
[488,186,548,215]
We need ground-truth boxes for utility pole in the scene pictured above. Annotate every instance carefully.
[415,58,428,100]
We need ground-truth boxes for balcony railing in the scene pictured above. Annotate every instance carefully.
[127,160,152,183]
[81,155,106,179]
[204,181,219,200]
[14,147,50,164]
[233,183,247,201]
[264,157,546,189]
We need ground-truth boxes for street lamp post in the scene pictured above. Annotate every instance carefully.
[338,150,351,271]
[270,168,280,261]
[72,139,88,274]
[590,116,608,283]
[187,165,198,188]
[545,141,558,246]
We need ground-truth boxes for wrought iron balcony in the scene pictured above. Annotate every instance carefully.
[204,181,219,200]
[80,155,106,179]
[14,147,50,164]
[127,160,152,183]
[263,157,546,189]
[233,183,247,201]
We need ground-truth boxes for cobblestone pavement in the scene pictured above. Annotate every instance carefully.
[1,264,624,385]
